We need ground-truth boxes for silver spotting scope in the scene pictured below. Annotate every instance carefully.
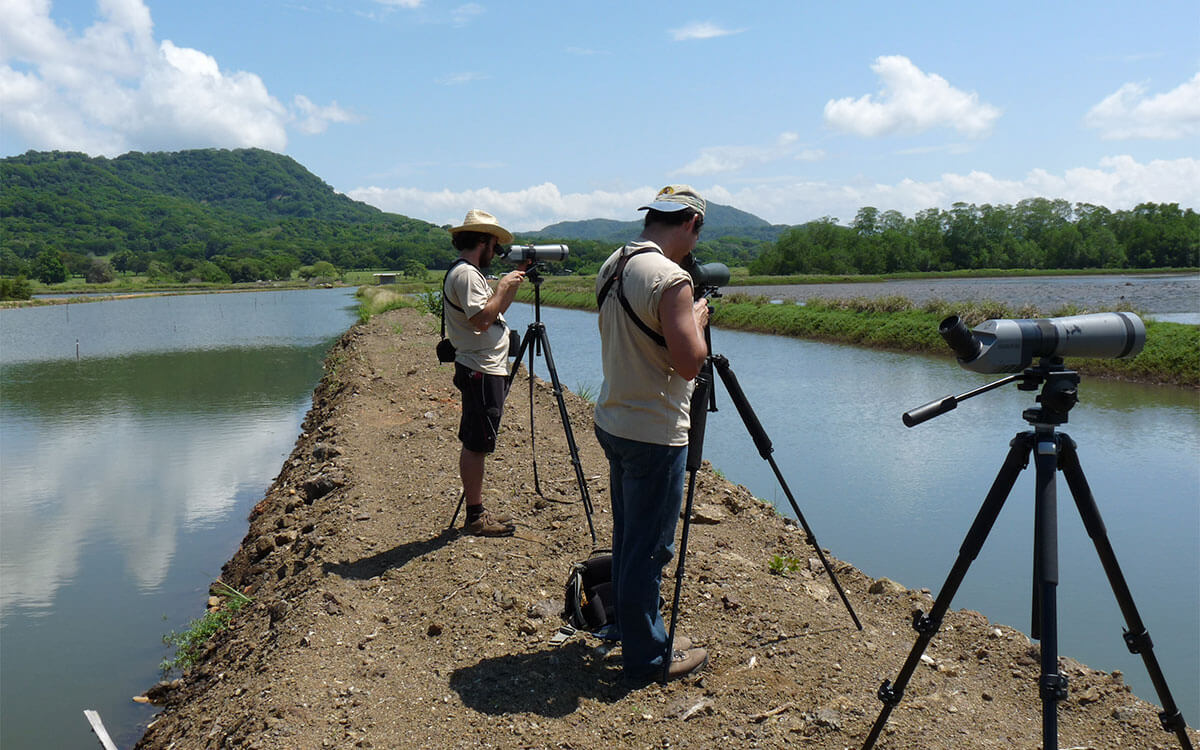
[503,244,569,263]
[940,311,1146,374]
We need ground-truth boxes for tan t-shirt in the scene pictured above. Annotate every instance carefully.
[593,241,695,446]
[445,260,510,375]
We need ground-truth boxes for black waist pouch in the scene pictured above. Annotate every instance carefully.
[436,337,456,363]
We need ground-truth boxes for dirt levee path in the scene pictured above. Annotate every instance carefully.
[135,307,1197,749]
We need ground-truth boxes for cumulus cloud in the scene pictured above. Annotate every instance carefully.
[375,0,423,7]
[0,0,352,156]
[293,95,359,135]
[348,182,656,231]
[674,132,824,176]
[718,155,1200,225]
[348,156,1198,231]
[670,22,745,41]
[1085,72,1200,139]
[824,55,1001,138]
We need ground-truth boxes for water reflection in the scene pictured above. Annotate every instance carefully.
[0,288,357,749]
[0,345,326,613]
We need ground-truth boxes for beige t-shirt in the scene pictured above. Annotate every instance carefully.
[593,241,695,446]
[445,260,510,375]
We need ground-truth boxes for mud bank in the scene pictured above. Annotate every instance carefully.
[134,308,1197,749]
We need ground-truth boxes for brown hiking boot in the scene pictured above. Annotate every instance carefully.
[665,647,707,681]
[464,509,515,537]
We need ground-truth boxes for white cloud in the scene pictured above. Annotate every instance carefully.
[348,182,655,231]
[293,95,359,135]
[824,55,1001,138]
[674,132,824,176]
[717,155,1200,225]
[0,0,349,156]
[451,3,484,26]
[437,71,489,85]
[670,21,745,41]
[374,0,423,7]
[1085,72,1200,139]
[348,156,1198,230]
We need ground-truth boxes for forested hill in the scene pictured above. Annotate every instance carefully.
[1,149,454,281]
[529,202,790,243]
[104,148,385,223]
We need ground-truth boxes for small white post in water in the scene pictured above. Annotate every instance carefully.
[83,710,119,750]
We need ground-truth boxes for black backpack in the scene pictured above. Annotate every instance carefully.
[561,550,614,632]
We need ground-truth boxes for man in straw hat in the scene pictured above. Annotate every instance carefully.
[592,185,710,681]
[444,209,526,536]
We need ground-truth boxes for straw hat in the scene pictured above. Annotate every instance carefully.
[449,209,513,245]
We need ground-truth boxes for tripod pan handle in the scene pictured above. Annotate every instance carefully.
[903,396,957,427]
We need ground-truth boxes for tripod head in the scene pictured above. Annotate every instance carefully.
[903,358,1080,428]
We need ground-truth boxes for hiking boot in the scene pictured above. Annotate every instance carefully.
[464,509,515,537]
[486,508,513,524]
[664,647,707,681]
[672,635,692,652]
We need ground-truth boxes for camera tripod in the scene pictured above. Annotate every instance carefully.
[664,301,863,683]
[503,264,596,544]
[862,360,1193,750]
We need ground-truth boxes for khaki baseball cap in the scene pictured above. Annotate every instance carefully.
[638,184,706,217]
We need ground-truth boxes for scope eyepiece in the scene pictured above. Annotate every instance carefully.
[939,316,982,363]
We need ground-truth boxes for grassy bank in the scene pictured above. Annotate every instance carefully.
[512,286,1198,387]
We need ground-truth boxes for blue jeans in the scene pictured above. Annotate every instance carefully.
[594,426,687,678]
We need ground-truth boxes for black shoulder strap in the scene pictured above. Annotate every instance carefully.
[596,248,667,348]
[440,258,471,338]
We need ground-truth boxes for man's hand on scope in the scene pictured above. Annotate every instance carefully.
[692,298,710,330]
[496,267,527,294]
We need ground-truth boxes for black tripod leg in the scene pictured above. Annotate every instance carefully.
[524,327,542,495]
[534,325,597,546]
[662,364,713,684]
[862,432,1034,750]
[1032,431,1066,749]
[711,355,862,630]
[1058,435,1195,749]
[448,491,466,531]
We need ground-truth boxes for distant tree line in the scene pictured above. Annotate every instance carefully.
[749,200,1197,275]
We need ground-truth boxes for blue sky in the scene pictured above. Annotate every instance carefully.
[2,0,1197,231]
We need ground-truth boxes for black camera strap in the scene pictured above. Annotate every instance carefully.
[596,248,666,348]
[440,258,471,339]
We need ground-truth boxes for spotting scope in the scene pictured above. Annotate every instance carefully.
[503,244,569,263]
[683,256,730,294]
[940,312,1146,374]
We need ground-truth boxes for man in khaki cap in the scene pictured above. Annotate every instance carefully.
[444,209,526,536]
[592,185,710,681]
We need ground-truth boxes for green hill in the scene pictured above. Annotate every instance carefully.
[1,148,453,281]
[527,202,790,244]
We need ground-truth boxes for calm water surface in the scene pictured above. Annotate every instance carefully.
[0,288,359,749]
[504,300,1200,722]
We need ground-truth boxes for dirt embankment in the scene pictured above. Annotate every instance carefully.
[134,307,1197,750]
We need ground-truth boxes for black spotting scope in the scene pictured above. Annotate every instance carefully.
[940,311,1146,373]
[683,256,730,293]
